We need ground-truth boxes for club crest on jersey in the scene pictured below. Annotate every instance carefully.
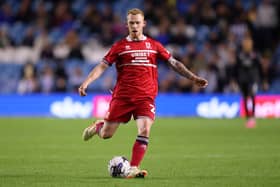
[145,42,151,49]
[125,45,131,50]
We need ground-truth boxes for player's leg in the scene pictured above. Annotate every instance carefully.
[126,117,152,178]
[82,119,121,141]
[250,83,258,118]
[240,82,256,128]
[83,98,131,141]
[127,99,155,178]
[99,121,121,139]
[82,119,105,141]
[246,83,257,128]
[130,117,153,167]
[240,83,250,119]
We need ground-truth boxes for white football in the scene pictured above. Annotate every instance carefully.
[108,156,131,177]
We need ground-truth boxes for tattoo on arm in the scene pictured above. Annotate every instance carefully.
[167,57,196,80]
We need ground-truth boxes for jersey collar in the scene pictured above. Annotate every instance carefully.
[126,35,147,42]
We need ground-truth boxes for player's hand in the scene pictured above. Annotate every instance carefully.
[194,76,208,88]
[78,84,87,96]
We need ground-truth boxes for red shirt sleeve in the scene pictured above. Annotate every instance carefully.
[102,43,119,66]
[156,41,171,61]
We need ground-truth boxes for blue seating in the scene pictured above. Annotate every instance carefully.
[0,0,279,94]
[0,63,22,93]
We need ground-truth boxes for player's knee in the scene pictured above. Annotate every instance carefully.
[100,130,114,139]
[138,120,152,136]
[138,118,153,137]
[139,127,150,137]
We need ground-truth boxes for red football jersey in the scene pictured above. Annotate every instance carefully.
[102,35,171,99]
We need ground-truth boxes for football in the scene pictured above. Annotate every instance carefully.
[108,156,131,178]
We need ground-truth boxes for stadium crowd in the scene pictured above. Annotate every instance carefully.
[0,0,280,94]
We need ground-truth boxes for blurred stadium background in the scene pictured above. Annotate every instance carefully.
[0,0,279,94]
[1,1,280,186]
[0,0,279,118]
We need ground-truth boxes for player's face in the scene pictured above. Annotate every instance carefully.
[127,14,146,40]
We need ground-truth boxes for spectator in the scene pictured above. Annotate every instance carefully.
[40,65,55,93]
[21,27,35,47]
[17,62,39,94]
[65,30,84,60]
[69,66,84,92]
[255,0,278,51]
[260,54,274,92]
[0,2,15,24]
[14,0,33,23]
[0,0,279,94]
[0,26,14,48]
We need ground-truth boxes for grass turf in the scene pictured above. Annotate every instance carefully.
[0,118,279,187]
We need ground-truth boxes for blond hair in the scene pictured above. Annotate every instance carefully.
[127,8,144,18]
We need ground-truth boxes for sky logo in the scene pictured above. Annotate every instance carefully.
[197,97,239,118]
[50,97,92,118]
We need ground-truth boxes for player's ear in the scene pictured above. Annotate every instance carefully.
[143,20,146,27]
[125,15,129,28]
[125,19,128,28]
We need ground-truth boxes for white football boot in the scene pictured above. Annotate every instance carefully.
[82,120,104,141]
[126,166,148,178]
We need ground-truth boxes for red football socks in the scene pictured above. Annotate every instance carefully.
[130,136,149,167]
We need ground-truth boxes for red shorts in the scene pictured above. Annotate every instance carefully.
[104,97,155,123]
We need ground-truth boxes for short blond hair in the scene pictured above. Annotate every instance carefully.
[127,8,144,18]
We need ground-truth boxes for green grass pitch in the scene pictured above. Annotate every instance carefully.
[0,118,279,187]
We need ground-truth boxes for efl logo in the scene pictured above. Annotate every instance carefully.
[92,95,112,118]
[240,95,280,118]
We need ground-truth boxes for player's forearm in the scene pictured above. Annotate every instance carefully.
[82,63,107,87]
[167,57,197,80]
[82,71,99,86]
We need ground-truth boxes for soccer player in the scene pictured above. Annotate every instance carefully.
[234,35,262,128]
[78,8,208,178]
